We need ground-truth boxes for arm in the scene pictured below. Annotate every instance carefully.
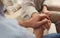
[42,0,55,16]
[19,0,38,27]
[19,13,51,28]
[20,0,38,21]
[19,0,51,29]
[42,5,60,25]
[34,27,44,38]
[33,19,51,38]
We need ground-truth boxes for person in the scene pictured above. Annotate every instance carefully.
[0,0,51,38]
[17,0,60,38]
[16,0,60,34]
[41,0,60,33]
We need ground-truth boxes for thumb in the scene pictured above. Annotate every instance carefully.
[42,6,48,12]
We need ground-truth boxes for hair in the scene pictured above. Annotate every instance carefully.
[0,0,3,3]
[0,0,4,10]
[0,0,5,16]
[34,0,45,12]
[0,0,2,3]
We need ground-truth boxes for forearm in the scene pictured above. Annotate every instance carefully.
[18,0,38,27]
[19,12,39,28]
[34,27,44,38]
[20,0,38,21]
[19,20,30,28]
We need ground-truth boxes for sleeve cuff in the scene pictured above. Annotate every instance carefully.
[20,6,38,21]
[28,6,38,17]
[43,0,49,6]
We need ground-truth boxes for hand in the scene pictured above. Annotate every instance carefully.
[29,13,50,28]
[19,13,51,29]
[33,19,51,38]
[33,18,51,30]
[42,19,51,30]
[42,5,51,17]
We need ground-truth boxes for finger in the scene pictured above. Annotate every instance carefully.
[44,20,51,30]
[47,20,51,30]
[39,14,50,20]
[42,24,49,30]
[44,24,49,29]
[42,25,46,30]
[42,5,48,12]
[37,18,48,26]
[43,12,51,17]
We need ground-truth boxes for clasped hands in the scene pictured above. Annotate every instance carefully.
[20,10,51,31]
[19,6,51,38]
[20,12,51,30]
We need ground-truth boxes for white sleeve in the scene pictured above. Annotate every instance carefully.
[19,0,38,21]
[43,0,51,6]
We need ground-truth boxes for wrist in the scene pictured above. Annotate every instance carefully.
[34,28,44,38]
[32,12,39,17]
[19,20,30,28]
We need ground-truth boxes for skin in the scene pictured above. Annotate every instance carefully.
[33,18,51,38]
[19,13,50,28]
[34,27,44,38]
[19,2,51,38]
[19,13,51,38]
[33,5,51,38]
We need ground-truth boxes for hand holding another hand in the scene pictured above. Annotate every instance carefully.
[29,13,51,29]
[19,12,51,30]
